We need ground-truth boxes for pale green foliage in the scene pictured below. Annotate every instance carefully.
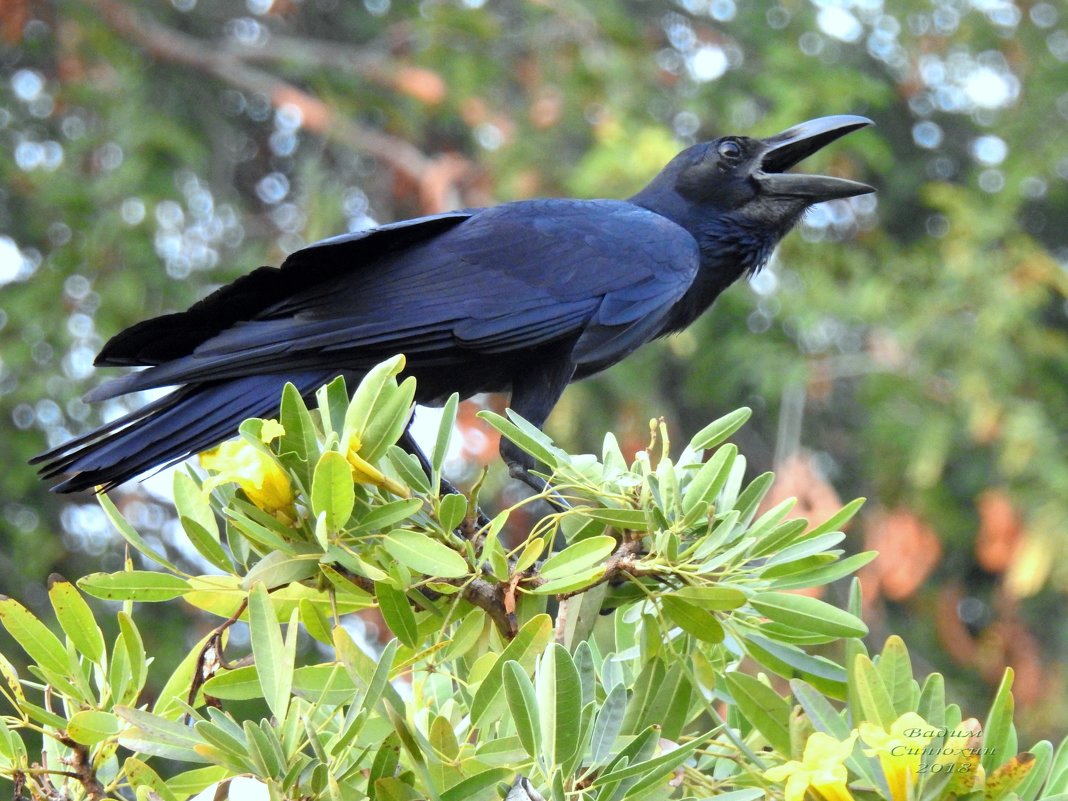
[0,363,1061,801]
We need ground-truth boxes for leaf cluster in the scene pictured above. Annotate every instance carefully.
[0,361,1062,801]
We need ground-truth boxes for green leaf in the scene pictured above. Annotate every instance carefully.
[443,610,486,662]
[97,493,180,572]
[375,581,418,648]
[745,634,846,696]
[478,410,560,470]
[78,571,192,602]
[806,496,866,538]
[67,710,123,745]
[118,611,147,696]
[224,504,294,554]
[542,644,581,766]
[917,673,946,729]
[241,551,319,590]
[47,575,104,664]
[760,531,843,565]
[593,733,705,787]
[725,673,791,755]
[876,635,917,714]
[732,471,775,525]
[0,654,25,709]
[313,376,345,439]
[165,767,229,799]
[387,447,433,495]
[764,551,878,591]
[0,596,68,675]
[300,597,334,646]
[790,680,853,740]
[174,470,230,571]
[703,791,765,801]
[661,596,724,643]
[749,591,868,638]
[279,382,320,482]
[153,629,214,719]
[248,582,293,720]
[642,663,692,741]
[540,535,617,580]
[360,638,402,715]
[591,683,627,765]
[343,355,407,443]
[688,407,752,451]
[125,757,179,801]
[471,614,553,728]
[313,450,356,532]
[530,565,607,595]
[196,719,252,772]
[852,654,896,729]
[432,393,460,480]
[382,530,469,578]
[245,720,284,780]
[201,665,264,701]
[181,516,233,573]
[440,769,514,801]
[578,508,652,531]
[1015,740,1053,801]
[681,443,737,514]
[503,661,541,758]
[667,586,746,610]
[437,492,468,533]
[116,705,210,763]
[429,714,460,761]
[361,376,417,463]
[355,498,425,532]
[983,669,1017,774]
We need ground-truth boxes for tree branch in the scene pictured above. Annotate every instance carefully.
[554,539,649,601]
[223,35,447,106]
[54,738,107,801]
[332,564,516,638]
[77,0,435,188]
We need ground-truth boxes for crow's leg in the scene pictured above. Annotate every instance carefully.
[398,424,491,530]
[503,354,576,510]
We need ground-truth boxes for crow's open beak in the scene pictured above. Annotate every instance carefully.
[756,115,874,201]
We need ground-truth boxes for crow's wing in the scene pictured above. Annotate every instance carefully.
[94,210,475,367]
[88,199,699,400]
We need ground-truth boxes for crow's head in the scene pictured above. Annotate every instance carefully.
[634,115,874,238]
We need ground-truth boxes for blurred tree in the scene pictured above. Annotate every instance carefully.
[1,0,1066,739]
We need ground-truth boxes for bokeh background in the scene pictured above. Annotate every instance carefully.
[2,0,1067,739]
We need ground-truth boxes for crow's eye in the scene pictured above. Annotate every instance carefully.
[717,140,743,162]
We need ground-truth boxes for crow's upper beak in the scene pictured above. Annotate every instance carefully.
[755,115,874,201]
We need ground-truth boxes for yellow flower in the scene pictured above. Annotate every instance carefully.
[345,434,410,498]
[859,713,933,801]
[201,421,295,521]
[765,731,858,801]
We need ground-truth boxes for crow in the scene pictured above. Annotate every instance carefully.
[34,115,873,494]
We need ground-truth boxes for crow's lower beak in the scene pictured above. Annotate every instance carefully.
[756,115,874,201]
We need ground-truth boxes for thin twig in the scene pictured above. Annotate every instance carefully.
[186,597,249,713]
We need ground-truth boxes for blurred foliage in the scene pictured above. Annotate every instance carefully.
[1,0,1067,747]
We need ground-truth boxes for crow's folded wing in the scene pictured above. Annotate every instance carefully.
[87,199,699,401]
[94,210,475,367]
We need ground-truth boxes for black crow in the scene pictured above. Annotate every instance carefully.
[34,115,873,493]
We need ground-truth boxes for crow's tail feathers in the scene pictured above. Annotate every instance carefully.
[31,371,338,494]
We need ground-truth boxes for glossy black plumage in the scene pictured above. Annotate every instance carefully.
[34,115,874,493]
